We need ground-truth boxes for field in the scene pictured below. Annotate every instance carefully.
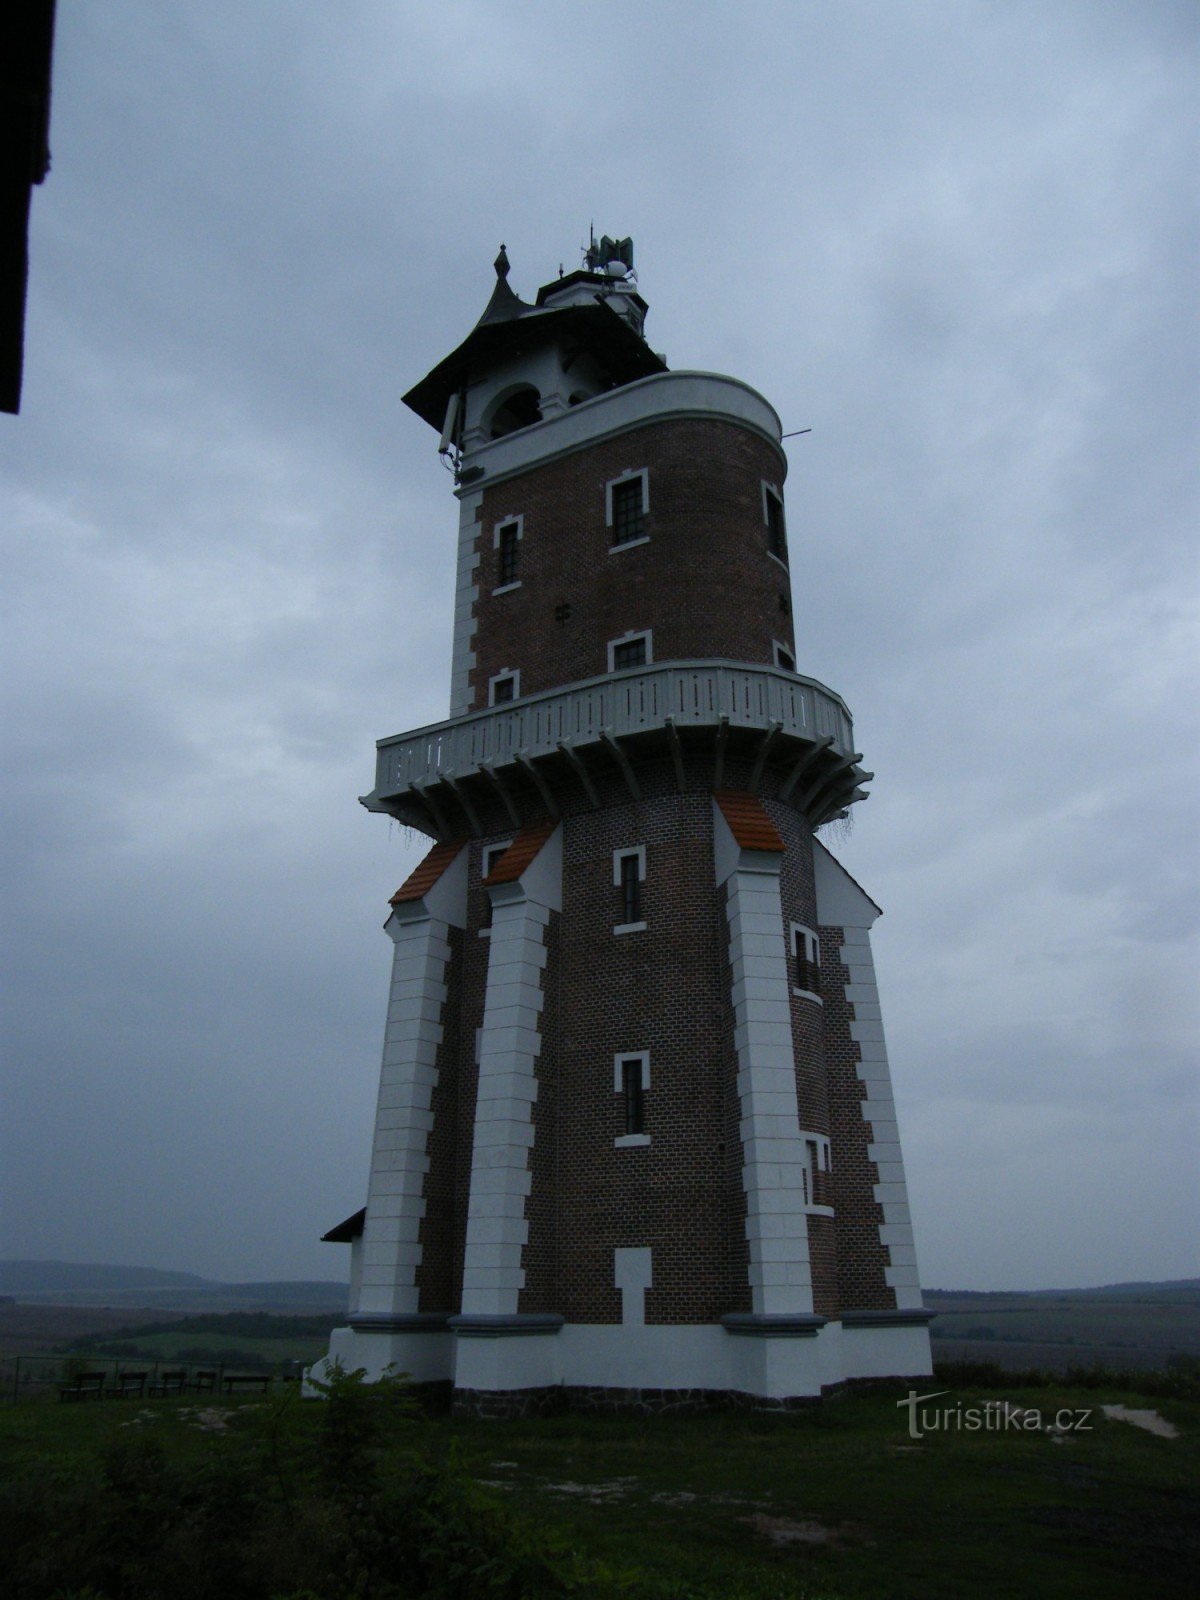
[0,1374,1195,1598]
[928,1284,1200,1373]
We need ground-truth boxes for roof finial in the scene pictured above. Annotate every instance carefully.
[494,243,510,280]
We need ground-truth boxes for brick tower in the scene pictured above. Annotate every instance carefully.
[316,239,933,1410]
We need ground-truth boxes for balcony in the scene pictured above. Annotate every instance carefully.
[364,660,871,838]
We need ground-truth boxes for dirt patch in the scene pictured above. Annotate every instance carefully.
[741,1513,869,1548]
[1101,1405,1178,1439]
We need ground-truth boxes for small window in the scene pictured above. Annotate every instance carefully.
[606,470,649,547]
[763,484,788,565]
[490,670,519,705]
[480,840,512,930]
[619,852,641,925]
[613,846,646,933]
[774,642,795,673]
[496,519,520,587]
[622,1059,645,1135]
[791,923,821,1000]
[608,630,652,673]
[614,1051,650,1145]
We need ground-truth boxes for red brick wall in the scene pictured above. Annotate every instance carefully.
[468,418,794,709]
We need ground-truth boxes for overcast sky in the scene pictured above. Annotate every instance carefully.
[2,1,1196,1291]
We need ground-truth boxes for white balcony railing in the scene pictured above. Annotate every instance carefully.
[368,660,856,805]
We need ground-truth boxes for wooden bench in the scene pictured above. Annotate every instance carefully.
[148,1368,187,1398]
[108,1370,149,1399]
[221,1373,271,1395]
[58,1370,106,1402]
[191,1369,218,1393]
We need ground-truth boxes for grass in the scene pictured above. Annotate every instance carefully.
[0,1378,1196,1598]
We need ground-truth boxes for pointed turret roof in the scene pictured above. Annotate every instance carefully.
[402,244,666,433]
[474,244,533,326]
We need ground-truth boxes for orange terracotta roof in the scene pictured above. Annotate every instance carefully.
[389,838,467,904]
[714,791,785,853]
[483,817,557,885]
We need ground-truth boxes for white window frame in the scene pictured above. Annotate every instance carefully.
[607,629,653,674]
[613,845,647,934]
[614,1050,651,1148]
[606,468,650,552]
[800,1132,832,1207]
[488,668,520,706]
[790,921,822,1004]
[762,480,788,570]
[773,640,796,673]
[492,514,523,595]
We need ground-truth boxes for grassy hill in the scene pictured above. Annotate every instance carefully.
[0,1260,348,1314]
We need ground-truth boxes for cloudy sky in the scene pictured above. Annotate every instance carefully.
[2,1,1196,1290]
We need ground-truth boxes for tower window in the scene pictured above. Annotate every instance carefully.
[479,840,512,931]
[763,483,788,565]
[494,517,522,590]
[489,670,519,705]
[614,1051,650,1146]
[791,923,822,1002]
[606,469,649,548]
[488,385,542,438]
[622,1059,645,1134]
[613,846,646,930]
[774,642,795,673]
[608,630,652,673]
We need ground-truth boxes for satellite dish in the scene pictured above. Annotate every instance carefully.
[605,260,627,278]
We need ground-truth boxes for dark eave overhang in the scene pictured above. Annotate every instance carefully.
[401,300,667,433]
[321,1206,366,1243]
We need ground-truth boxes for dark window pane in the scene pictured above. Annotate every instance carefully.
[498,524,519,585]
[622,1059,645,1135]
[766,492,787,562]
[492,676,515,703]
[611,478,645,545]
[620,854,641,924]
[612,637,646,671]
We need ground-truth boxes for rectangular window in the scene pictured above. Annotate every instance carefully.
[763,484,787,564]
[612,846,646,933]
[774,642,795,673]
[497,521,520,586]
[612,637,646,671]
[608,472,648,546]
[480,841,511,930]
[620,852,641,924]
[621,1057,645,1135]
[490,671,518,705]
[791,924,821,1000]
[613,1050,650,1146]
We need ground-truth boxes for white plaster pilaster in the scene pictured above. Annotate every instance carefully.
[357,909,453,1316]
[460,830,562,1316]
[449,488,483,716]
[715,804,814,1316]
[813,841,924,1310]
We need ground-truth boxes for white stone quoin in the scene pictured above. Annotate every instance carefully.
[714,801,815,1316]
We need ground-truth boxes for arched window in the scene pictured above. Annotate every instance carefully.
[486,385,542,438]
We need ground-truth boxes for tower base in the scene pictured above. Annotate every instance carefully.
[307,1313,933,1416]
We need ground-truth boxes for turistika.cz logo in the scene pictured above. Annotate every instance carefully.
[897,1390,1094,1440]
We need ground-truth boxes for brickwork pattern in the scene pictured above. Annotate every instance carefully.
[467,419,794,710]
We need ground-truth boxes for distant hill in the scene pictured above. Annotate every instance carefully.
[925,1279,1200,1374]
[0,1261,348,1313]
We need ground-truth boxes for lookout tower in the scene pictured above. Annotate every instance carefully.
[316,239,933,1411]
